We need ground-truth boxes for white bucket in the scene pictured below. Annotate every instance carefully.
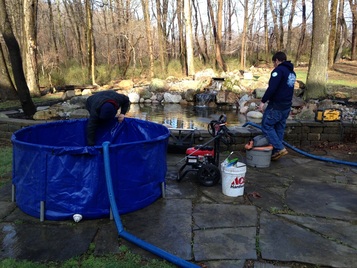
[220,159,228,172]
[221,162,246,197]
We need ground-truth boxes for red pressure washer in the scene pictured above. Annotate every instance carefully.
[176,115,235,186]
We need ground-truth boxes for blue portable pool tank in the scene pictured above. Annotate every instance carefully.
[11,118,170,221]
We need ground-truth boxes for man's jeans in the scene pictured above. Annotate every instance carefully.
[261,106,291,153]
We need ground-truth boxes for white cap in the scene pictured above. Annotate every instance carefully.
[73,214,83,222]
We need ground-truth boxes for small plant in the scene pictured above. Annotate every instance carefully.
[255,235,261,256]
[0,259,47,268]
[269,206,295,215]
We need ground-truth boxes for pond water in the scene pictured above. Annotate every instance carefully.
[126,103,248,130]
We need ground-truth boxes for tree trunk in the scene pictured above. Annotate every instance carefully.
[56,0,69,60]
[269,0,280,50]
[85,0,95,85]
[226,0,234,51]
[177,0,187,75]
[47,0,59,65]
[0,0,36,116]
[141,0,154,78]
[348,0,357,60]
[192,0,208,64]
[278,0,284,50]
[247,0,257,60]
[156,0,167,74]
[184,0,195,76]
[286,0,297,53]
[23,0,41,96]
[294,0,306,65]
[305,0,330,100]
[264,0,269,61]
[335,0,347,62]
[0,43,18,101]
[207,0,227,72]
[328,0,338,68]
[240,0,249,69]
[64,0,85,66]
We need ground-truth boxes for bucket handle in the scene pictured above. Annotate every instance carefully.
[223,151,246,166]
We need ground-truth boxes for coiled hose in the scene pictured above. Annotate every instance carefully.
[102,141,200,268]
[242,122,357,167]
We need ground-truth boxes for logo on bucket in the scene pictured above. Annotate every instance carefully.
[230,176,244,188]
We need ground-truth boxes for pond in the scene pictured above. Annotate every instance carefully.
[126,103,248,130]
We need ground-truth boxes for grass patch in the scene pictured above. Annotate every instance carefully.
[0,95,63,111]
[0,239,176,268]
[0,253,176,268]
[294,69,307,83]
[0,145,12,187]
[295,68,357,88]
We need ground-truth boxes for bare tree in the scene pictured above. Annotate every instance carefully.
[264,0,269,61]
[141,0,154,78]
[286,0,297,53]
[191,0,209,64]
[335,0,348,62]
[47,0,59,65]
[225,0,235,51]
[56,0,69,60]
[64,0,85,66]
[0,0,36,116]
[328,0,338,68]
[348,0,357,60]
[207,0,227,71]
[23,0,41,96]
[86,0,96,84]
[268,0,280,50]
[177,0,187,75]
[155,0,168,74]
[240,0,249,69]
[184,0,194,75]
[294,0,307,65]
[305,0,330,100]
[0,42,18,100]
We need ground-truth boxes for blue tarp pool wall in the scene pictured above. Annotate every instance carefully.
[11,118,170,220]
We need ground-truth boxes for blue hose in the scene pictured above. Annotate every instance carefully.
[242,122,357,167]
[102,141,200,268]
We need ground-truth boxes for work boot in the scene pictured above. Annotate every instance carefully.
[271,148,288,160]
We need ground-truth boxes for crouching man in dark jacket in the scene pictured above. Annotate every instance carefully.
[86,90,130,146]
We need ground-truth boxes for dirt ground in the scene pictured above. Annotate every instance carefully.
[330,60,357,80]
[292,60,357,98]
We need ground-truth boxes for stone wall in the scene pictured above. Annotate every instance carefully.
[169,120,356,152]
[2,118,355,150]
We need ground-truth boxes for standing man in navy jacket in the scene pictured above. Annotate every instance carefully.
[258,52,296,160]
[86,90,130,146]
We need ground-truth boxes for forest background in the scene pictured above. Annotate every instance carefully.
[0,0,357,117]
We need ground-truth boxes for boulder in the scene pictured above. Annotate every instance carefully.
[184,89,197,102]
[128,92,140,103]
[118,79,134,90]
[247,110,263,119]
[163,92,182,103]
[70,109,89,119]
[150,78,167,92]
[216,91,238,105]
[61,90,76,100]
[33,109,58,120]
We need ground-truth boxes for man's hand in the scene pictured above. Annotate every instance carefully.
[258,102,265,112]
[117,113,125,122]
